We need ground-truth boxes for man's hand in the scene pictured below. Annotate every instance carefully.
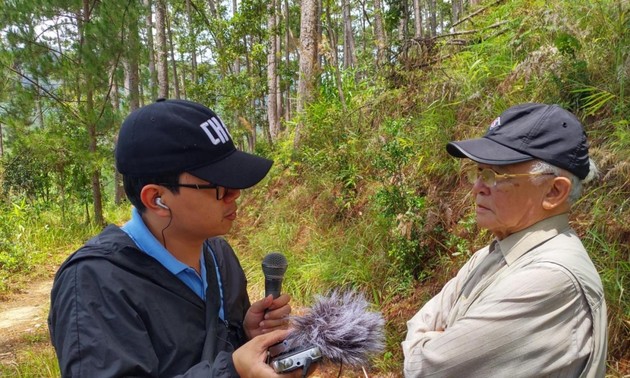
[244,294,291,339]
[233,329,317,378]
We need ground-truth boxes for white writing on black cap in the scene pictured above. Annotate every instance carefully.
[200,116,232,145]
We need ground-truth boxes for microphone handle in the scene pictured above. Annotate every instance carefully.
[265,277,283,299]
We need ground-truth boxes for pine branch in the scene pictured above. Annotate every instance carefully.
[3,64,82,122]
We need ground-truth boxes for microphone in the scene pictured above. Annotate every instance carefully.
[261,252,288,299]
[283,290,385,367]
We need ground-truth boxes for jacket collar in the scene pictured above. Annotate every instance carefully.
[497,213,571,265]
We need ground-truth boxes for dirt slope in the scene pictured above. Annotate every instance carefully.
[0,279,53,365]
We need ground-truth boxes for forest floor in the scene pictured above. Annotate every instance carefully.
[0,278,53,367]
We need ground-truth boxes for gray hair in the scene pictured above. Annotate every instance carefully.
[529,159,599,205]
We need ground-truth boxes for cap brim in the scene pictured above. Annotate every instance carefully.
[188,150,273,189]
[446,137,534,165]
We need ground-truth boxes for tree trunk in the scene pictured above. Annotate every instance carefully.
[112,69,123,205]
[275,0,283,124]
[179,50,187,98]
[167,10,180,99]
[398,0,409,42]
[119,15,141,204]
[81,0,104,225]
[267,0,280,141]
[206,0,225,55]
[233,0,241,74]
[374,0,387,65]
[294,0,319,148]
[452,0,462,26]
[440,1,444,33]
[428,0,437,37]
[283,0,291,122]
[342,0,356,69]
[186,0,198,83]
[155,0,169,98]
[249,100,258,149]
[413,0,423,38]
[126,28,141,114]
[207,0,218,16]
[145,0,158,100]
[324,0,346,109]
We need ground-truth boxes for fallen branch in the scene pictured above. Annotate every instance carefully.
[452,0,506,28]
[434,20,510,39]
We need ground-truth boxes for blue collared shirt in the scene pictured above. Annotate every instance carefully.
[121,207,209,301]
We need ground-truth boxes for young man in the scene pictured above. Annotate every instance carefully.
[49,99,294,377]
[403,103,607,377]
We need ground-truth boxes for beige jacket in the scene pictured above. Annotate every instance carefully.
[403,214,607,377]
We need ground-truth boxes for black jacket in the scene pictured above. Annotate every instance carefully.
[48,225,250,377]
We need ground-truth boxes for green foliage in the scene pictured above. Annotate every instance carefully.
[571,85,617,116]
[0,120,94,209]
[610,119,630,159]
[373,118,415,173]
[554,32,581,57]
[1,145,51,199]
[296,95,371,217]
[0,199,30,275]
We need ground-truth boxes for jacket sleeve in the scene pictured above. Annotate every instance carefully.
[48,260,240,378]
[402,249,485,376]
[173,352,238,377]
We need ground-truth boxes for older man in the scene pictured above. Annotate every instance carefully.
[402,103,607,377]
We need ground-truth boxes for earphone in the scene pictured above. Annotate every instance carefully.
[155,197,169,210]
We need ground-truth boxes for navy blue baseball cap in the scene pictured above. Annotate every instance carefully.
[115,99,273,189]
[446,103,590,179]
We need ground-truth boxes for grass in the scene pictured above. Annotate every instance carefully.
[0,330,59,377]
[0,202,131,376]
[0,201,130,297]
[235,176,400,305]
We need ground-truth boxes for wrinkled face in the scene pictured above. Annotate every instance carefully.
[164,172,241,240]
[471,161,552,240]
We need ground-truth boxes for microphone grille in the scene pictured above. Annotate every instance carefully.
[262,252,288,278]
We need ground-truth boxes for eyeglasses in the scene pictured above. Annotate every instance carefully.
[465,167,555,187]
[160,183,230,200]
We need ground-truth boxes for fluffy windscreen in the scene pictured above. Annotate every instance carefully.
[284,290,385,367]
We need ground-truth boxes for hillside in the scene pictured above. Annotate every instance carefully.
[232,0,629,374]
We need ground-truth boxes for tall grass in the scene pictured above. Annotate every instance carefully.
[0,331,59,377]
[0,199,130,295]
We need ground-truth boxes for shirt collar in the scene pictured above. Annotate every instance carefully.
[497,213,571,265]
[121,207,204,276]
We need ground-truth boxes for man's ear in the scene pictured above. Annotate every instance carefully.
[542,176,572,210]
[140,184,167,212]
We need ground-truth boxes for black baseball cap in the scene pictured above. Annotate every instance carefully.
[446,103,590,179]
[115,99,273,189]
